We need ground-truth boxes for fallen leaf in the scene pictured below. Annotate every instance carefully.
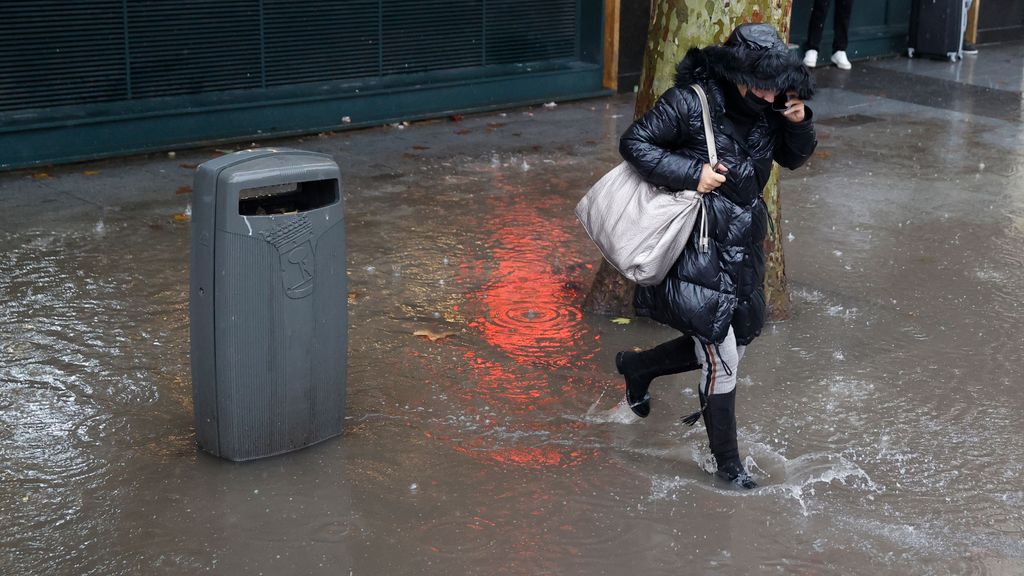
[83,170,100,176]
[411,145,430,150]
[486,122,506,132]
[176,186,192,195]
[413,329,455,342]
[454,129,472,135]
[173,213,190,222]
[450,114,464,122]
[32,172,52,180]
[611,317,631,325]
[814,150,832,159]
[179,163,198,170]
[348,291,359,304]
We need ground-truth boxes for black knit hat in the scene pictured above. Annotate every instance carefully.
[702,23,815,99]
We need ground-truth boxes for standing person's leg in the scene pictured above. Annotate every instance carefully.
[829,0,854,69]
[962,0,978,54]
[805,0,832,51]
[832,0,854,52]
[692,327,756,489]
[803,0,833,67]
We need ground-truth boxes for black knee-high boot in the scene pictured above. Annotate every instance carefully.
[615,336,701,418]
[702,389,757,489]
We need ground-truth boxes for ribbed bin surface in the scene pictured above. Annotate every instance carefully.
[190,148,346,461]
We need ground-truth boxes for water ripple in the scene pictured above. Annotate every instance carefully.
[1,223,190,573]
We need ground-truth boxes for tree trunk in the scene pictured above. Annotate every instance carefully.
[583,0,793,320]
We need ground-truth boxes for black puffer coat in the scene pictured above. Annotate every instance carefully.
[621,45,817,346]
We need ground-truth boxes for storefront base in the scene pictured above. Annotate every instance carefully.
[1,63,606,170]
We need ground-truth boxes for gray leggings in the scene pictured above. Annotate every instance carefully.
[693,326,746,396]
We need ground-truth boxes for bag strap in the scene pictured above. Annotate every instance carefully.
[688,84,715,254]
[689,84,717,168]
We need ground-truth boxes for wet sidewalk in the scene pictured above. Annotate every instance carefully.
[2,41,1023,575]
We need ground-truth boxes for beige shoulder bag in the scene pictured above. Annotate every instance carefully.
[575,84,715,286]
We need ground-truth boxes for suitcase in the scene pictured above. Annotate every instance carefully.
[908,0,966,61]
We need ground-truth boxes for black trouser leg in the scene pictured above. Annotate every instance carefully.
[805,0,833,51]
[832,0,854,51]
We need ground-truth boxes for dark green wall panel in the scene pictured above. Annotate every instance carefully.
[0,0,603,170]
[1,64,604,169]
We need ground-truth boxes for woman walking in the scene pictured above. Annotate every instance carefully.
[615,24,817,489]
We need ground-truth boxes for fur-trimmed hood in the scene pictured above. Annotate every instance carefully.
[674,24,815,100]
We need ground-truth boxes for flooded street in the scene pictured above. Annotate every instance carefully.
[2,45,1024,575]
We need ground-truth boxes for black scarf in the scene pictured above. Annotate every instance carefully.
[721,81,763,143]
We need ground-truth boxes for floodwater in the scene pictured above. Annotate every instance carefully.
[3,69,1024,574]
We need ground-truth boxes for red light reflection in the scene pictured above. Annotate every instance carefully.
[434,187,599,470]
[466,197,588,369]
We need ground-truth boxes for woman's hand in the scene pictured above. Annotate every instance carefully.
[697,163,728,194]
[780,90,806,123]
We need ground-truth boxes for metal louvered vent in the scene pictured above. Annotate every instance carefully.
[127,0,262,98]
[263,0,380,86]
[486,0,578,65]
[0,0,581,113]
[381,0,484,75]
[0,1,127,111]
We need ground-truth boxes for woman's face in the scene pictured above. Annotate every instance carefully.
[737,85,779,103]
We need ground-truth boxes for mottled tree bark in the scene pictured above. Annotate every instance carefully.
[583,0,793,320]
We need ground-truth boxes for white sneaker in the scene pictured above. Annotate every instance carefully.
[803,49,818,68]
[831,50,852,70]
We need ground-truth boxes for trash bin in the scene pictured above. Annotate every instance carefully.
[190,148,347,461]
